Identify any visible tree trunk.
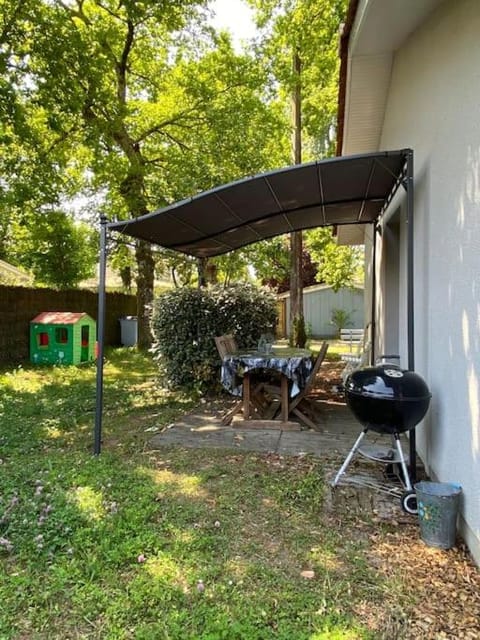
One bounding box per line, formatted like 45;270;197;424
197;257;207;288
289;50;306;348
119;169;154;350
290;231;306;347
171;267;178;288
135;239;155;349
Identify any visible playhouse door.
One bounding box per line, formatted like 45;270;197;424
81;325;90;362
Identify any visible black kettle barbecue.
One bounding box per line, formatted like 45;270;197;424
332;362;431;513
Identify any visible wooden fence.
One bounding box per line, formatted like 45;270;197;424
0;286;136;363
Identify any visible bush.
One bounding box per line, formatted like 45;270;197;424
150;284;278;390
330;308;354;337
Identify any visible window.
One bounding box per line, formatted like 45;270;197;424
38;332;49;347
55;327;68;344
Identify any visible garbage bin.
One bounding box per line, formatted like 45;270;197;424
119;316;138;347
415;481;462;549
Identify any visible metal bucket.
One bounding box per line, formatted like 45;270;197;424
415;481;462;549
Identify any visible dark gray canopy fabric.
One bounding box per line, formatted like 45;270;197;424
108;149;410;257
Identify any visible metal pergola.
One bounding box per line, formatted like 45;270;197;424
94;149;416;475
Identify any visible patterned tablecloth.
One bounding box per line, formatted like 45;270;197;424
221;347;313;398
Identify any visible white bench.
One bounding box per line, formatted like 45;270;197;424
340;328;364;351
339;327;371;383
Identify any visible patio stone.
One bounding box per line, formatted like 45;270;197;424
150;425;282;454
149;401;362;458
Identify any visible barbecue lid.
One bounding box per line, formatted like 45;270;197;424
345;364;431;401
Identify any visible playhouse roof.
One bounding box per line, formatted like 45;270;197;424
31;312;91;325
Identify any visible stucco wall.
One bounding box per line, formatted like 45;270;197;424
378;0;480;560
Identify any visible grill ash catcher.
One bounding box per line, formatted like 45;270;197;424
332;361;431;514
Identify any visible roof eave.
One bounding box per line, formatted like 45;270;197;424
336;0;361;157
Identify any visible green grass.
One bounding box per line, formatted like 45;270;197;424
275;338;358;360
0;349;408;639
309;339;360;360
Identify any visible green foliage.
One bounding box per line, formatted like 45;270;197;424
290;315;307;348
317;243;363;292
330;308;354;336
156;249;198;288
247;237;291;284
9;211;97;289
0;0;351;348
0;0;290;342
150;284;278;389
249;0;347;158
305;228;364;291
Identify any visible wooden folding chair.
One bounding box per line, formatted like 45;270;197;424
215;334;267;424
287;341;329;429
264;342;329;430
214;335;237;360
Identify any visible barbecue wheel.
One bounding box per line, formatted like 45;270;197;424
401;490;418;515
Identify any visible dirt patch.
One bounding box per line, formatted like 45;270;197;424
310;360;346;403
365;528;480;638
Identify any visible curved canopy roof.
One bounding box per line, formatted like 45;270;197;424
108;149;409;258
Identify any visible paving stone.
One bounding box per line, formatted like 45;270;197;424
277;431;352;456
149;425;283;454
239;420;301;431
149;401;411;467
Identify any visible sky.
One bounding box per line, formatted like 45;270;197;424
209;0;256;51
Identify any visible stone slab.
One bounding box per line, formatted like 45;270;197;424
276;431;355;456
148;400;384;459
150;425;282;454
239;420;301;431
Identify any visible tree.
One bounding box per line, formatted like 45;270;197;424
246;227;363;294
305;227;364;291
289;49;305;347
109;240;136;292
248;0;347;345
249;0;346;152
0;0;288;348
0;1;89;268
247;236;318;292
30;0;213;347
263;250;318;292
10;210;97;288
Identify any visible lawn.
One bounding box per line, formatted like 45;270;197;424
0;349;479;639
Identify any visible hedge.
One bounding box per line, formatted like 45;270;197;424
151;284;277;390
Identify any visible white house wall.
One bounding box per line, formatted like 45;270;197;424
377;0;480;561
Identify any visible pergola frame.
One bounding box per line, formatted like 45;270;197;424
94;149;416;478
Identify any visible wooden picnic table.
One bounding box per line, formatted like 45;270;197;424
221;347;313;422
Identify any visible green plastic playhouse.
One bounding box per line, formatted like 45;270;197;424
30;312;96;365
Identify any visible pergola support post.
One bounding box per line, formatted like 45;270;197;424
94;215;108;455
405;149;416;481
370;222;377;365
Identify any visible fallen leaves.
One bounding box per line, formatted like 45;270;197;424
300;569;315;579
364;527;480;638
